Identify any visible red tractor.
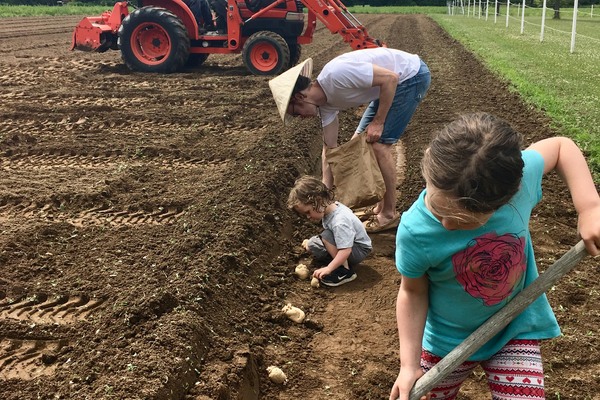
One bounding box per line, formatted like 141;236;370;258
71;0;384;75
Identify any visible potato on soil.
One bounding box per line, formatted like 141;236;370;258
267;365;287;384
281;303;305;323
294;263;310;279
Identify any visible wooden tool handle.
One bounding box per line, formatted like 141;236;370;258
408;240;589;400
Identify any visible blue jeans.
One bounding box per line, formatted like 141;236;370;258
356;59;431;144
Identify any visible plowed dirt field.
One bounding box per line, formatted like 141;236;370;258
0;12;598;400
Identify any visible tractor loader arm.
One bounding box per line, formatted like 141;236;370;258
299;0;384;49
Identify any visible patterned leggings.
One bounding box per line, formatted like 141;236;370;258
421;339;545;400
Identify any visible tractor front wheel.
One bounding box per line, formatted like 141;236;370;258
118;7;190;73
242;31;290;76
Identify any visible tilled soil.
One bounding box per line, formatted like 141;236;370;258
0;12;598;400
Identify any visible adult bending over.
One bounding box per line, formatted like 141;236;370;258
269;47;431;233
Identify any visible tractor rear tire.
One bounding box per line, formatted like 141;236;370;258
287;42;302;68
242;31;290;76
118;7;190;73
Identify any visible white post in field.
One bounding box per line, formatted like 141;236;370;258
506;0;510;27
479;0;482;18
486;0;490;20
570;0;579;53
520;0;526;33
494;0;498;23
540;0;547;41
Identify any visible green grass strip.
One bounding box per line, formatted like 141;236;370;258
430;12;600;175
0;4;109;17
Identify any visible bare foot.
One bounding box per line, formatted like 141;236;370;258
363;213;400;233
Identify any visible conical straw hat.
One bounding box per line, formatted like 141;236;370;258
268;58;313;125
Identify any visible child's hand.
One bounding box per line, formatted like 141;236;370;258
389;367;429;400
578;204;600;256
313;265;336;279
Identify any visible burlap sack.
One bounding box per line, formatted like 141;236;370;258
325;135;385;209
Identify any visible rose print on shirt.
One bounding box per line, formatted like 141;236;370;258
453;232;526;306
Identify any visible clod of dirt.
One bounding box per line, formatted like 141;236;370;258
294;263;310;280
41;353;57;365
281;303;305;323
310;277;320;288
266;365;287;384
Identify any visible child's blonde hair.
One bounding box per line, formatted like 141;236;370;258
287;175;335;212
421;113;524;213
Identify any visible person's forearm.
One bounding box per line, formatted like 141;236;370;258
321;118;339;188
370;64;399;125
555;138;600;213
397;287;427;369
321;146;334;188
322;118;339;148
373;76;398;126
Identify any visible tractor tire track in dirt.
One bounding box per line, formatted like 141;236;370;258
0;13;598;400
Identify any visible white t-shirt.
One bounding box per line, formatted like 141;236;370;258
316;47;421;127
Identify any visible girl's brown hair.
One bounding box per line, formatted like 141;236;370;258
421;113;524;213
287;175;335;212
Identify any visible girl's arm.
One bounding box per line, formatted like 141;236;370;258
528;137;600;255
389;274;430;400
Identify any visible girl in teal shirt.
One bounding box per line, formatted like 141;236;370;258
390;113;600;400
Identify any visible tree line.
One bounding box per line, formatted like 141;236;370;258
3;0;597;9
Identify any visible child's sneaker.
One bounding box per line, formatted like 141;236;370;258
320;266;357;287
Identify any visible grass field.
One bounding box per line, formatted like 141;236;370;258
429;7;600;174
348;5;448;15
2;4;598;174
0;4;108;17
